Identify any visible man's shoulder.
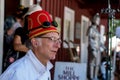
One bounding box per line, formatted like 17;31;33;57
5;57;30;72
0;58;28;80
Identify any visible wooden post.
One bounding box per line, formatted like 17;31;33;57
0;0;4;74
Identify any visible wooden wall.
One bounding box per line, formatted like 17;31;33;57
5;0;20;17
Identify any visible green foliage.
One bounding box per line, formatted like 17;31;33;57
109;19;120;37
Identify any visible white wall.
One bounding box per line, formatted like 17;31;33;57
80;15;90;63
0;0;4;74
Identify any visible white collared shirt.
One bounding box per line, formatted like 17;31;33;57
0;50;53;80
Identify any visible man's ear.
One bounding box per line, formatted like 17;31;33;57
31;38;38;47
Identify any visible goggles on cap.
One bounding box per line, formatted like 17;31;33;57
29;21;58;32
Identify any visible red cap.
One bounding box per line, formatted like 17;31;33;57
28;10;59;39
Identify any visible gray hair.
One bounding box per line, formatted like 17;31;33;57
25;39;32;49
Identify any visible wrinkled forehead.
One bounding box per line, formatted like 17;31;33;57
42;32;60;37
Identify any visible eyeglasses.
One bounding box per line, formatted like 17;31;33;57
29;21;58;32
38;36;62;44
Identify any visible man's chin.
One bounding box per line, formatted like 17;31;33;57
50;56;56;60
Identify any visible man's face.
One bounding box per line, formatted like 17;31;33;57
35;32;61;61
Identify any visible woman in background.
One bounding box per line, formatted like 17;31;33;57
3;16;16;72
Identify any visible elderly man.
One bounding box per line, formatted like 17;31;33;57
0;10;61;80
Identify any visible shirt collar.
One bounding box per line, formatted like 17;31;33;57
26;50;53;74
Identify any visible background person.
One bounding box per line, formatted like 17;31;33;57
13;5;29;59
13;4;42;59
2;16;16;72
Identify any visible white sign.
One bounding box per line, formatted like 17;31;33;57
54;62;87;80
